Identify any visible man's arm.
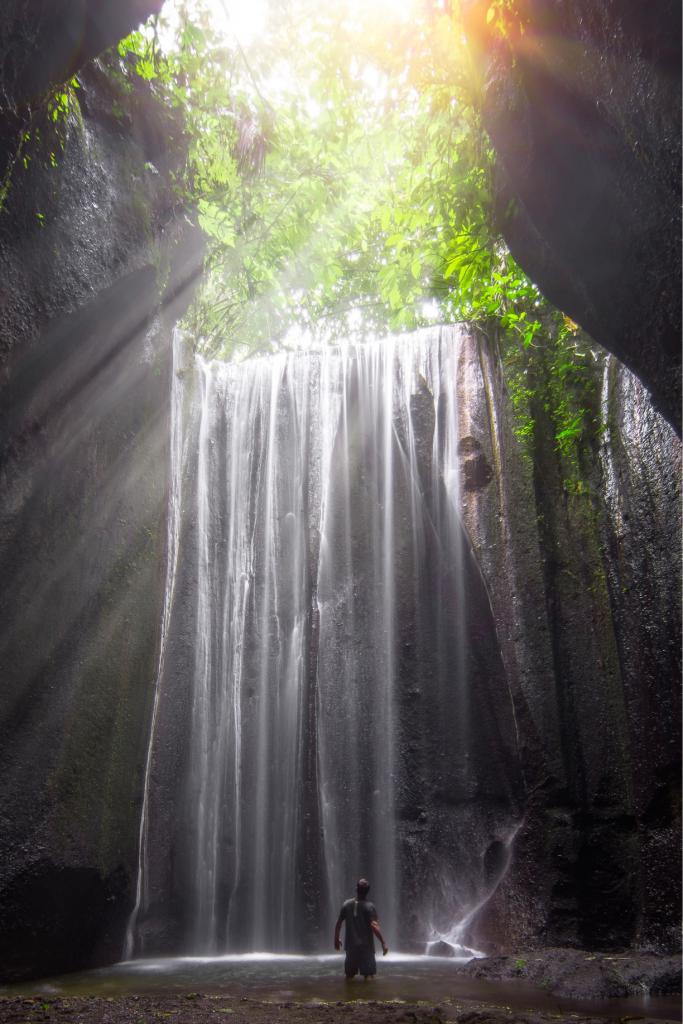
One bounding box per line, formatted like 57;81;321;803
334;914;343;951
370;918;388;956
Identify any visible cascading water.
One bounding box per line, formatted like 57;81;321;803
128;325;523;959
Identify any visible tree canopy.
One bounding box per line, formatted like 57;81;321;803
110;0;599;463
115;0;551;354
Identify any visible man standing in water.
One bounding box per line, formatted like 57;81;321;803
334;878;389;979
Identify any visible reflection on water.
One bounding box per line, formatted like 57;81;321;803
2;955;680;1021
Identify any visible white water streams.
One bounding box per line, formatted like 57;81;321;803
129;325;518;957
124;328;187;959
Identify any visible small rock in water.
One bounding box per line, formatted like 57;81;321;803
427;941;455;958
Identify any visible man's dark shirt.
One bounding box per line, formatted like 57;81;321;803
338;897;378;950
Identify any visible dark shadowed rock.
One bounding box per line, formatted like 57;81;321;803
457;436;483;456
454;330;680;955
0;42;199;982
462;452;493;492
462;0;681;434
0;1;163;118
0;860;130;982
427;941;457;958
458;947;682;1000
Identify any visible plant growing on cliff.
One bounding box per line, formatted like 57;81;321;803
0;77;82;217
498;311;605;472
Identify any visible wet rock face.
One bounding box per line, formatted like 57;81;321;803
0;861;130;982
459;947;682;1000
462;0;681;434
0;1;163;170
0;57;188;981
454;331;681;955
457;437;494;492
597;360;682;950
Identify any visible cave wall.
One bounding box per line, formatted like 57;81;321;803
462;0;681;435
0;47;200;981
450;329;681;953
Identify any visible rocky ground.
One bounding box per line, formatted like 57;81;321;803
0;995;675;1024
454;949;682;1000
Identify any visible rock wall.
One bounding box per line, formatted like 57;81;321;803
0;0;162;176
0;55;199;981
452;329;681;953
462;0;681;434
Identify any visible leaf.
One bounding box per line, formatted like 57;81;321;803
136;58;157;81
379;206;392;231
458;260;477;291
389;284;403;308
557;411;585;436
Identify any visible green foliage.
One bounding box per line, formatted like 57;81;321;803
1;0;595;469
498;312;604;468
113;0;552;360
0;0;599;485
0;77;81;216
485;0;529;41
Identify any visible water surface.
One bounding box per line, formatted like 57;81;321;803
3;954;680;1021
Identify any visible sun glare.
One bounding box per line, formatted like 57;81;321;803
197;0;422;46
202;0;268;45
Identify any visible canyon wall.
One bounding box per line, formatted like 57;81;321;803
0;50;198;979
455;329;681;953
462;0;682;434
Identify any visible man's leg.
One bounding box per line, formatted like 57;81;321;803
359;946;377;980
344;949;359;979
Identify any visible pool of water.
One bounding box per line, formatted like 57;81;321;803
2;955;680;1021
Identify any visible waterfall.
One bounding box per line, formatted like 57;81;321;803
129;325;522;958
